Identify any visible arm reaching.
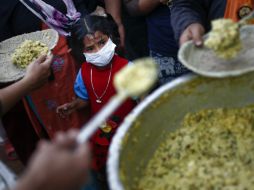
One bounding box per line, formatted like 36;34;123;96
14;129;90;190
0;54;53;116
56;98;88;118
104;0;125;48
179;23;205;46
171;0;208;45
123;0;160;16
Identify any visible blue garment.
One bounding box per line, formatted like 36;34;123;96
150;50;190;85
74;70;89;100
147;5;178;57
171;0;226;41
147;5;190;84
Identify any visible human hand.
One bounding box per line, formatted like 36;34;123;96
23;54;53;91
16;129;90;190
56;102;76;118
180;23;205;47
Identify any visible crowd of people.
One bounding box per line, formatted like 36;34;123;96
0;0;253;189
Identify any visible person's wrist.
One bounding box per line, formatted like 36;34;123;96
14;172;44;190
20;76;34;92
114;20;123;27
117;22;123;26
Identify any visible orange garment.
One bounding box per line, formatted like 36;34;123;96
23;25;89;138
224;0;254;21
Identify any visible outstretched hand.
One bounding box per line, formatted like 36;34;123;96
56;102;77;118
180;23;205;47
23;54;53;91
15;129;90;190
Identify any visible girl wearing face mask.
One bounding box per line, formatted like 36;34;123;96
56;14;137;188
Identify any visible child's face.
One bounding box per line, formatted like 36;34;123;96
83;31;109;53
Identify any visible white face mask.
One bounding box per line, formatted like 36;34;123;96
83;38;116;67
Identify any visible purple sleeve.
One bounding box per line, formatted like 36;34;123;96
171;0;209;42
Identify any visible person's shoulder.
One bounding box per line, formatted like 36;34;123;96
80;61;91;72
81;61;89;66
114;55;129;64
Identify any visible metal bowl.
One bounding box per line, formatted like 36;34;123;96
107;72;254;190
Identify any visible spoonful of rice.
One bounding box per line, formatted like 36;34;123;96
205;10;254;60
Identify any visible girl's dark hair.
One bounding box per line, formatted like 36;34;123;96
67;14;120;64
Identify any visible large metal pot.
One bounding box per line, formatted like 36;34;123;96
107;73;254;190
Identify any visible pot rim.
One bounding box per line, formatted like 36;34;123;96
107;73;197;190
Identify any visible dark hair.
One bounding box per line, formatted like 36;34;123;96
67;14;120;64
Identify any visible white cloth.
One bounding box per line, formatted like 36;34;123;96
0;161;16;190
83;38;116;67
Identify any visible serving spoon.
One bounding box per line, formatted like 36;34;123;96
77;58;158;144
238;10;254;27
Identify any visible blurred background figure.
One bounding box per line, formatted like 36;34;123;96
0;55;95;190
13;129;90;190
124;0;190;85
104;0;149;61
0;0;94;164
1;129;90;190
